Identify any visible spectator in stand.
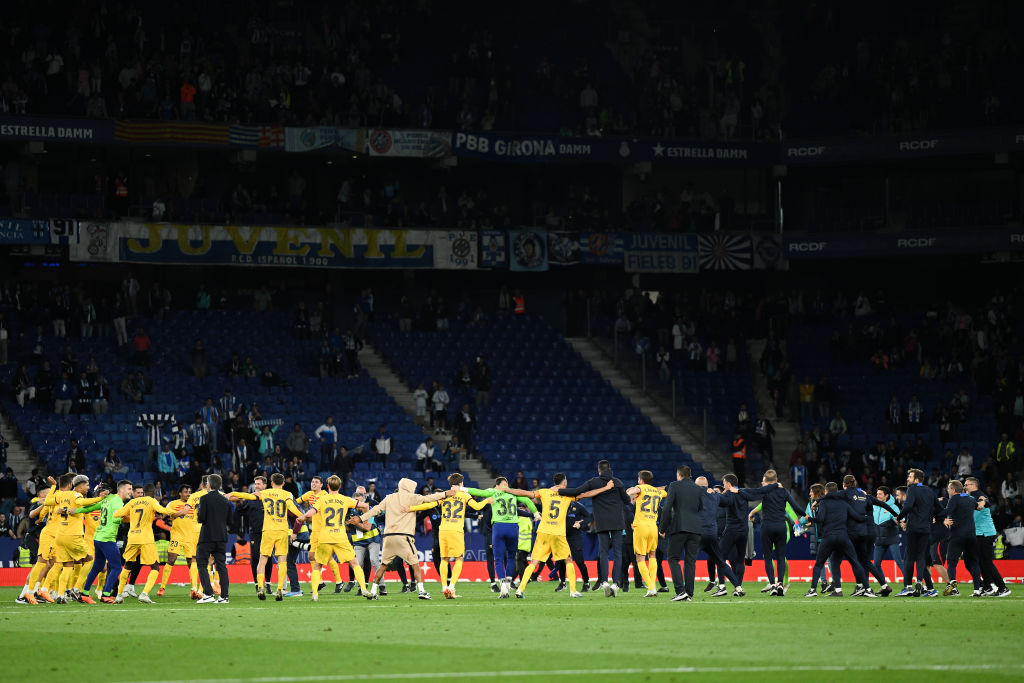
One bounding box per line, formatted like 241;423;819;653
432;383;450;435
906;395;922;434
104;448;127;474
200;399;220;455
188;415;211;466
475;365;492;409
286;424;309;462
886;396;902;437
225;353;244;378
370;424;393;466
66;439;86;474
955;448;974;479
191;340;207;378
412;383;429;426
13;364;35;407
294;303;310;340
454;404;476;455
1002;473;1019;502
799;377;815;420
315;417;338;470
816;377;832;420
736;403;750;433
54;372;75;414
995;434;1016;480
656;346;671;382
829;411;848;438
443;435;466;472
705;341;720;372
416;437;435;475
157;441;177;486
133;328;152;367
334;446;353;495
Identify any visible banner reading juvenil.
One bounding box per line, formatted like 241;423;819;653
71;223;436;269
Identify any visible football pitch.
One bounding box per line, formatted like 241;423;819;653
2;582;1021;682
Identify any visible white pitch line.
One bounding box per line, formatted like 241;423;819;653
115;663;1024;683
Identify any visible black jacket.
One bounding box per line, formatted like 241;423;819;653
565;500;590;537
943;494;976;538
835;487;899;537
757;484;803;527
198;490;231;544
809;496;865;538
659;478;704;535
699;490;719;536
559;470;631;532
897;484;938;533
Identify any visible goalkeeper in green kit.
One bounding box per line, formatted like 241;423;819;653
78;480;133;603
463;478;538;598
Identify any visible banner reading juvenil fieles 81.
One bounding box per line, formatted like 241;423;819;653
69;223;437;269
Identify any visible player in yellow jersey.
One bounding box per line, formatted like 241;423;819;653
626;470;668;597
297;476;343;593
504;474;611;599
43;473;105;604
20;477;58;604
408;473;492;599
113;483;187;603
228;472;302;601
157;484;197;597
76;485;103;598
298;475;369;601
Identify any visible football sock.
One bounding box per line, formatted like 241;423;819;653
159;564;173;590
58;566;74;595
440;559;449;588
74;565;89;592
450;558;464;586
143;568;159;595
96;571;107;593
636;559;652;590
566;561;577;591
277;562;287;591
416;581;425;593
648;557;658;587
26;563;45;593
117;569;130;596
328;559;341;583
189;563;199;591
311;568;322;597
519;564;536;593
44;564;63;592
352;565;367;594
70;564;82;590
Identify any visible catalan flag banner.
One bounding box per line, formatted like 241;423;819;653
114;121;230;146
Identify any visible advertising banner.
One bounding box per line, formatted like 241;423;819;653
623;233;698;273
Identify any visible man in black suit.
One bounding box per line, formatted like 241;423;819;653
658;465;703;602
558;459;631;596
196;474;231;604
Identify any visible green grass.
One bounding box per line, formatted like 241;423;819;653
2;581;1022;682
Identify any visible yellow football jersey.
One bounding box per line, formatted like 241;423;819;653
116;496;172;545
48;490;100;539
167;500;191;537
298;490;326;532
536;488;574;536
412;492;486;532
259;488;302;532
312;492;358;543
634;484;667;526
84;509;100;538
186;490;206;536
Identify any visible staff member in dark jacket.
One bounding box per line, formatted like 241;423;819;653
558;459;631;596
941;480;983;596
658;466;704;601
804;483;873;597
826;475;900;597
896;468;941;597
236;475;273;588
695;476;741;597
196;474;231;603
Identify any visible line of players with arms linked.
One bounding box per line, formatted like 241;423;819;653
11;460;1012;604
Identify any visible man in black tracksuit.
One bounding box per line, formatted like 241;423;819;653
713;473;775;591
805;483;872;597
964;477;1009;596
755;469;804;596
696;476;740;596
560;499;591;591
896;468;942;597
941;480;983;596
827;474;900;596
558;460;631;595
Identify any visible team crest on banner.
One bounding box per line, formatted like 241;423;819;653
548;231;580;265
580;232;624;264
509;230;548;272
433;231;478;269
480;231;507;268
698;234;753;271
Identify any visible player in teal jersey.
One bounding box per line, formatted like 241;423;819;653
78;480;132;602
464;478;538;598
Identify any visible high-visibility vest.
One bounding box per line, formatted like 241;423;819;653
513;296;526;314
234;540;251;564
996;442;1015;462
18;546;31;567
994;535;1005;559
156;539;169;563
115;179;128;197
732;438;746;459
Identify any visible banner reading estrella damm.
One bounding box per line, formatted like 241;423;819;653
70;223;436;269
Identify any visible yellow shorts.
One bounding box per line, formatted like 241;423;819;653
633;525;658;555
168;536;196;558
123;543;159;566
260;531;289;559
55;536;89;563
315;541;354;566
38;527;57;561
438;530;465;559
531;532;570;562
309;530;320;554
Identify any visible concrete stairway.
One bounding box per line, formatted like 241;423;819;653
1;410;41;481
359;342;494;485
566;338;730;477
746;339;802;477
